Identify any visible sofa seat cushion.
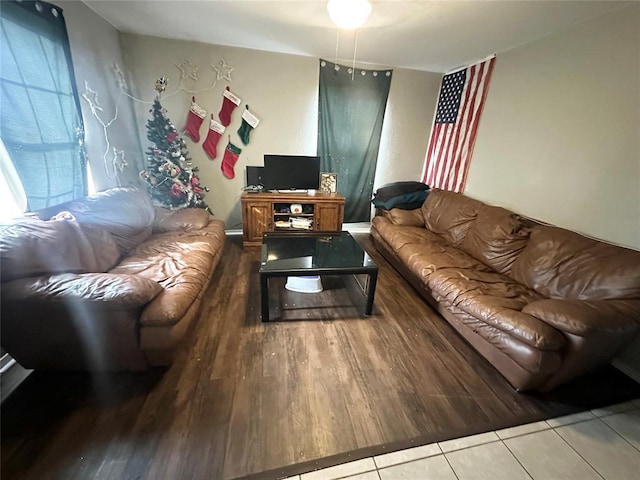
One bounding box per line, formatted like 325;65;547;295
110;220;225;327
428;268;565;350
373;216;447;252
511;225;640;300
1;217;121;281
398;245;492;285
441;303;563;375
523;298;640;336
373;217;490;282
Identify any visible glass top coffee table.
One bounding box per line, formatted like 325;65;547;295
259;231;378;322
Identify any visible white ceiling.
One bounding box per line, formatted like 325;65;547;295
82;0;629;73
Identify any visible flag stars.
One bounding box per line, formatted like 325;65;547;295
435;70;466;124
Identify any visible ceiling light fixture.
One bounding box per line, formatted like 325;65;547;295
327;0;372;29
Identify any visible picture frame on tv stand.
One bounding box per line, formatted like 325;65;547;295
319;172;337;193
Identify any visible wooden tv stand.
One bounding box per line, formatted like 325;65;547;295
241;191;345;247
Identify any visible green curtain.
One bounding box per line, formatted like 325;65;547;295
0;0;86;211
318;59;392;223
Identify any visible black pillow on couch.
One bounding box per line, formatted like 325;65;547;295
372;181;430;210
373;181;430;202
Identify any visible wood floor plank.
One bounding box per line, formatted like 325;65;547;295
2;233;639;480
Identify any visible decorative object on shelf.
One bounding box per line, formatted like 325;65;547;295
183;96;207;142
202;114;226;160
290;203;303;214
237;105;260;145
221;138;242;179
289;217;313;230
218;86;241;127
319;172;338;193
139;98;211;213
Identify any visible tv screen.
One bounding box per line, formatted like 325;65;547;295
263;155;320;191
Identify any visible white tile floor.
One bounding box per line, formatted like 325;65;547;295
283;398;640;480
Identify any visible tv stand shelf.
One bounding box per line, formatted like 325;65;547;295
241;192;345;247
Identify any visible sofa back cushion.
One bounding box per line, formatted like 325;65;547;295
0;218;120;282
38;187;155;253
461;205;532;275
421;189;483;246
511;226;640;300
152;207;210;233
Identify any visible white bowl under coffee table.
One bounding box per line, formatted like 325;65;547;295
259;231;378;322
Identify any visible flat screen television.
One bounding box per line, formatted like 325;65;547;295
263;154;320;191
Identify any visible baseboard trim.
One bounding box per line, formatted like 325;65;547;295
612;359;640;384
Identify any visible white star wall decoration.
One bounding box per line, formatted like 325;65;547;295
212;58;233;82
176;59;199;81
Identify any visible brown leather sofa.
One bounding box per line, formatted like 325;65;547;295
0;187;225;371
371;189;640;391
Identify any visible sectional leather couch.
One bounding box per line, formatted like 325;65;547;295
0;187;225;371
371;189;640;391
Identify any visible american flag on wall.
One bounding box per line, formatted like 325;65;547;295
422;56;496;192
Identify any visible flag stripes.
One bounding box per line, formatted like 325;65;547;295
422;57;495;192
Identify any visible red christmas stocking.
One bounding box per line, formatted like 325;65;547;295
202;115;225;160
221;140;242;179
218;86;241;127
183;96;206;142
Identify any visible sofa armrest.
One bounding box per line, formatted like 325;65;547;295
0;273;160;371
153;207;210;233
522;299;640;337
381;208;425;227
2;272;162;308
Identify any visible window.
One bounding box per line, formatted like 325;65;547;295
0;0;86;212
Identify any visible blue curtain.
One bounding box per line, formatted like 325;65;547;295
0;0;86;211
318;59;392;222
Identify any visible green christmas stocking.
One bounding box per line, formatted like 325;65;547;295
237;105;260;145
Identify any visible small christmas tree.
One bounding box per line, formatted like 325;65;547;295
139;98;211;213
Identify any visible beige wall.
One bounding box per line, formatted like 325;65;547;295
376;68;441;186
465;4;640;376
119;33;439;228
58;1;142;190
465;3;640;250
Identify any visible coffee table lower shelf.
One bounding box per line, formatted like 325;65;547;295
258;231;378;322
259;270;377;322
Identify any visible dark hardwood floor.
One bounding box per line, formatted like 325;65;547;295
2;234;639;480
